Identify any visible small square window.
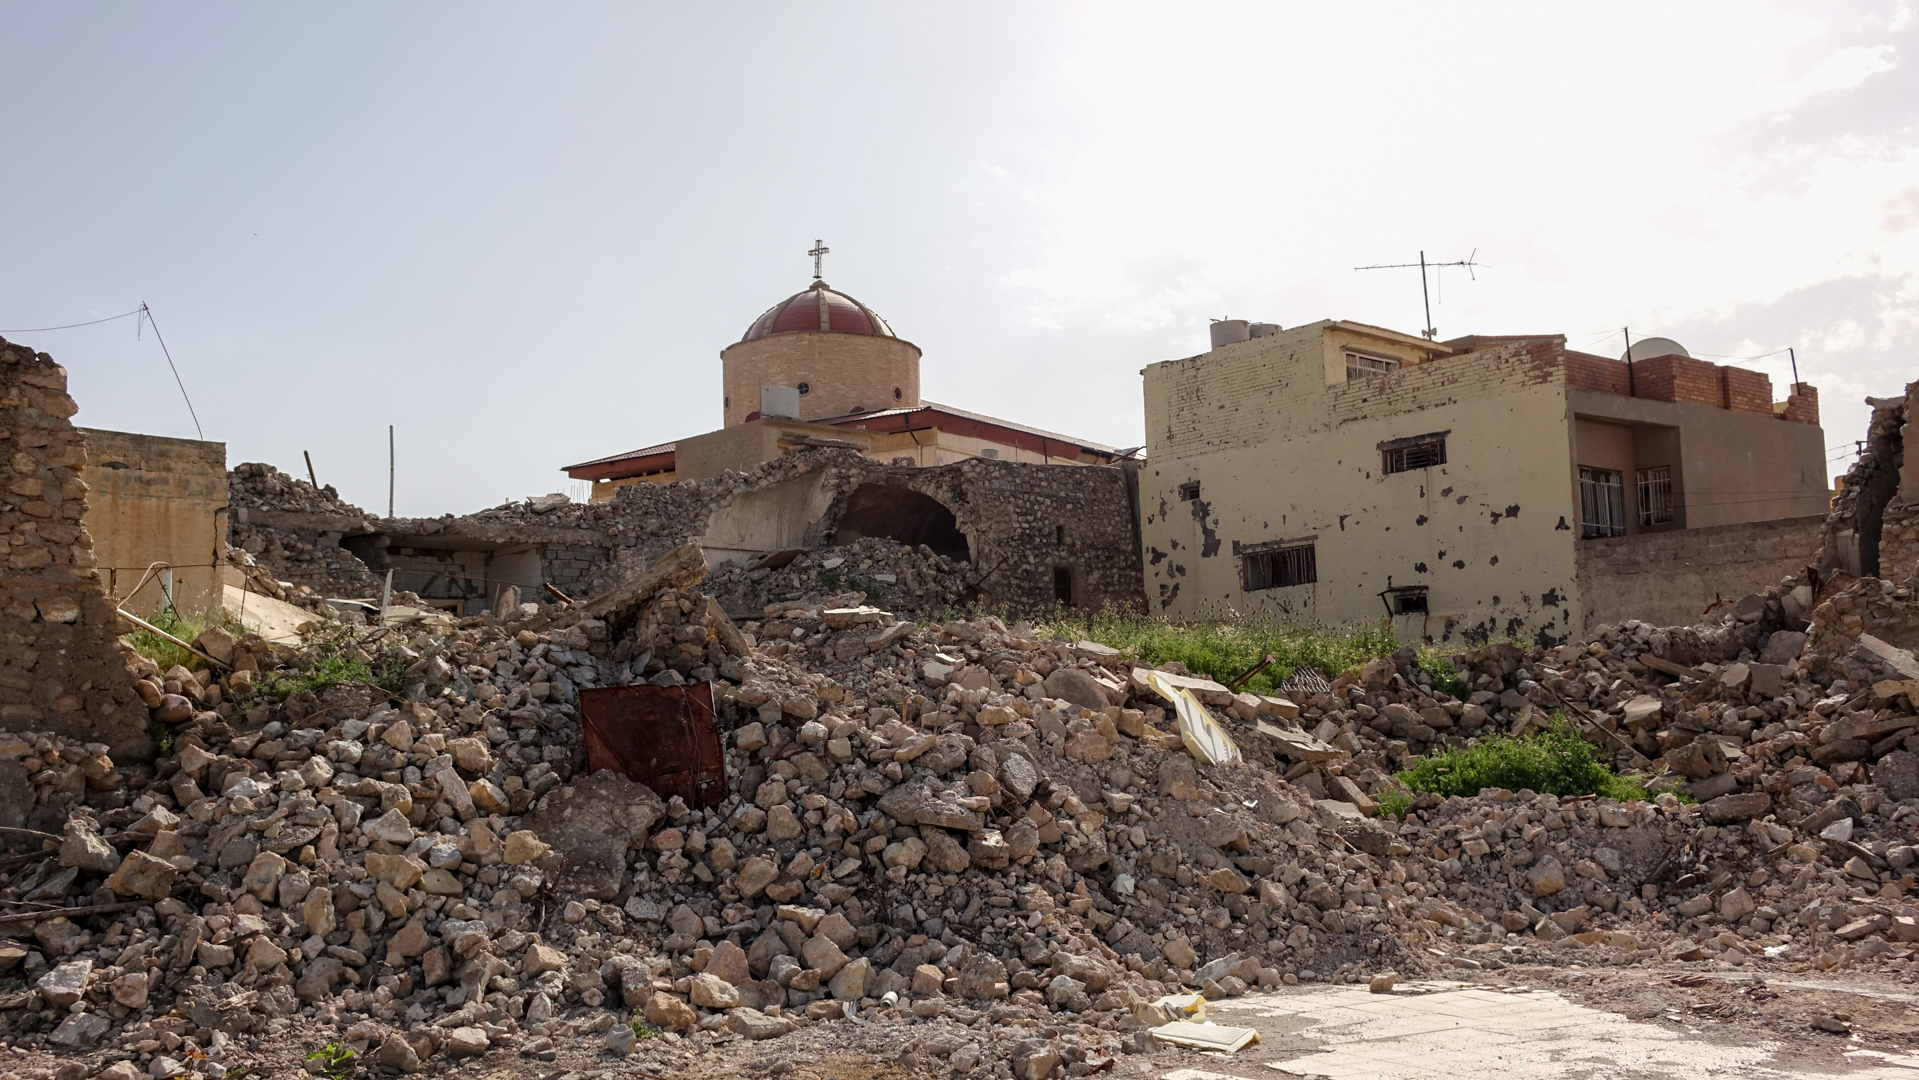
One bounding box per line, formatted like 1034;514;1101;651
1178;481;1202;501
1382;585;1428;615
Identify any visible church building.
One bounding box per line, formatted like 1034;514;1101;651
564;244;1131;501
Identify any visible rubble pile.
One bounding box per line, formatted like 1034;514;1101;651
703;536;976;620
226;464;382;601
0;536;1916;1077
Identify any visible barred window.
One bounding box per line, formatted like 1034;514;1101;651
1345;351;1400;380
1244;543;1317;591
1381;433;1447;474
1637;466;1674;526
1178;480;1201;501
1382;585;1428;615
1579;467;1626;538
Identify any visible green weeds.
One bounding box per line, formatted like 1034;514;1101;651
1391;721;1651;803
1034;604;1455;695
120;606;241;672
305;1042;356;1080
629;1015;660;1040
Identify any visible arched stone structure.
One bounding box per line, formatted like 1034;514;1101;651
830;483;970;561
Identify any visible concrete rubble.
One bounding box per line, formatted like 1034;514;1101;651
0;358;1914;1079
0;523;1910;1079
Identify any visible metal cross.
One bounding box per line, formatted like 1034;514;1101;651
809;239;829;281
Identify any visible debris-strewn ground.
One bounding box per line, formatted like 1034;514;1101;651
3;493;1918;1079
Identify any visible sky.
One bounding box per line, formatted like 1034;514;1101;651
1;2;1914;517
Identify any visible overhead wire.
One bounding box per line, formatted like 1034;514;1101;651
0;309;143;334
136;303;203;441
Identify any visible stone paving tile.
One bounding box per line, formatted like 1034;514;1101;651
1192;985;1918;1080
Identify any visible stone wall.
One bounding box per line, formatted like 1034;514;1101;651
1575;514;1825;631
370;449;1145;615
1821;383;1916;580
0;337;151;759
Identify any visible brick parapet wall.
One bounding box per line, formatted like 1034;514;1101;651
1564;351;1813;424
0;337;150;758
1784;383;1819;426
1575;514;1824;629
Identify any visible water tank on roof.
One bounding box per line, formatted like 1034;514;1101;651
1249;322;1281;338
1622;336;1689;363
1210;319;1251;349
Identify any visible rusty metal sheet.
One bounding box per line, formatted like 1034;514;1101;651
577;683;725;808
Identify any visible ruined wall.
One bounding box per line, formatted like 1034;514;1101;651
0;338;150;759
79;428;227;617
1821;384;1917;580
1142;329;1581;645
1574;515;1824;630
372;449;1144;614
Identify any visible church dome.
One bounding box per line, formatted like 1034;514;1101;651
742;281;897;342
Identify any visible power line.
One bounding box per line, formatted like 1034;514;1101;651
137;303;203;441
0;309;143;334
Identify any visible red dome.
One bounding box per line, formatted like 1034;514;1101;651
742;281;897;342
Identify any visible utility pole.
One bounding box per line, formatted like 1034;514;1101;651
388;425;395;518
1623;327;1635;397
1355;249;1482;340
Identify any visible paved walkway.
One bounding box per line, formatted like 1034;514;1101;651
1149;982;1919;1079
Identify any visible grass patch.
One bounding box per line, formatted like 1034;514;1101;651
250;630;411;701
1035;604;1456;696
629;1015;661;1040
1393;721;1651;802
305;1042;356;1080
120;606;241;672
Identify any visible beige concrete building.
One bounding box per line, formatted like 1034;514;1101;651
1139;321;1827;645
78;428;228;617
567;264;1130;498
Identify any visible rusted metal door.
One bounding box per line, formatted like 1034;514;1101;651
577;683;725;808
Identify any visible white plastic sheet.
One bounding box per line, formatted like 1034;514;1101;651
1144;670;1242;765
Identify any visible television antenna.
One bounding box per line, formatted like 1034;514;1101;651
1354;249;1483;340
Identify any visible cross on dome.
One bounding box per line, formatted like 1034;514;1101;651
809;239;829;281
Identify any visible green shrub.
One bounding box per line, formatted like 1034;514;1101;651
1393;721;1651;802
120;606;241;672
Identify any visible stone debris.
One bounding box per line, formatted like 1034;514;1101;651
2;436;1919;1079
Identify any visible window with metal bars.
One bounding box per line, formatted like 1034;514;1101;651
1244;543;1317;591
1637;466;1673;526
1579;467;1626;538
1381;434;1447;475
1345;351;1400;380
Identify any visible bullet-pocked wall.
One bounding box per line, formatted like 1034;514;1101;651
1140;323;1584;647
0;337;152;759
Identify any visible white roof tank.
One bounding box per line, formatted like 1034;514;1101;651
1622;337;1689;363
1210;320;1251;350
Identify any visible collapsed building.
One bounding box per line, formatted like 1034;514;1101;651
1140;321;1829;645
238;449;1144;620
2;332;1919;1079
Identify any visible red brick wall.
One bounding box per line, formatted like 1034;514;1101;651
1783;383;1819;426
1721;366;1773;416
1562;351;1632;394
1632;353;1728;407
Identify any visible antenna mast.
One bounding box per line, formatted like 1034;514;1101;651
1354;249;1483;340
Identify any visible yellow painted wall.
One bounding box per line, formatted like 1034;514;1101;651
79;428;228;617
1140;327;1583;646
